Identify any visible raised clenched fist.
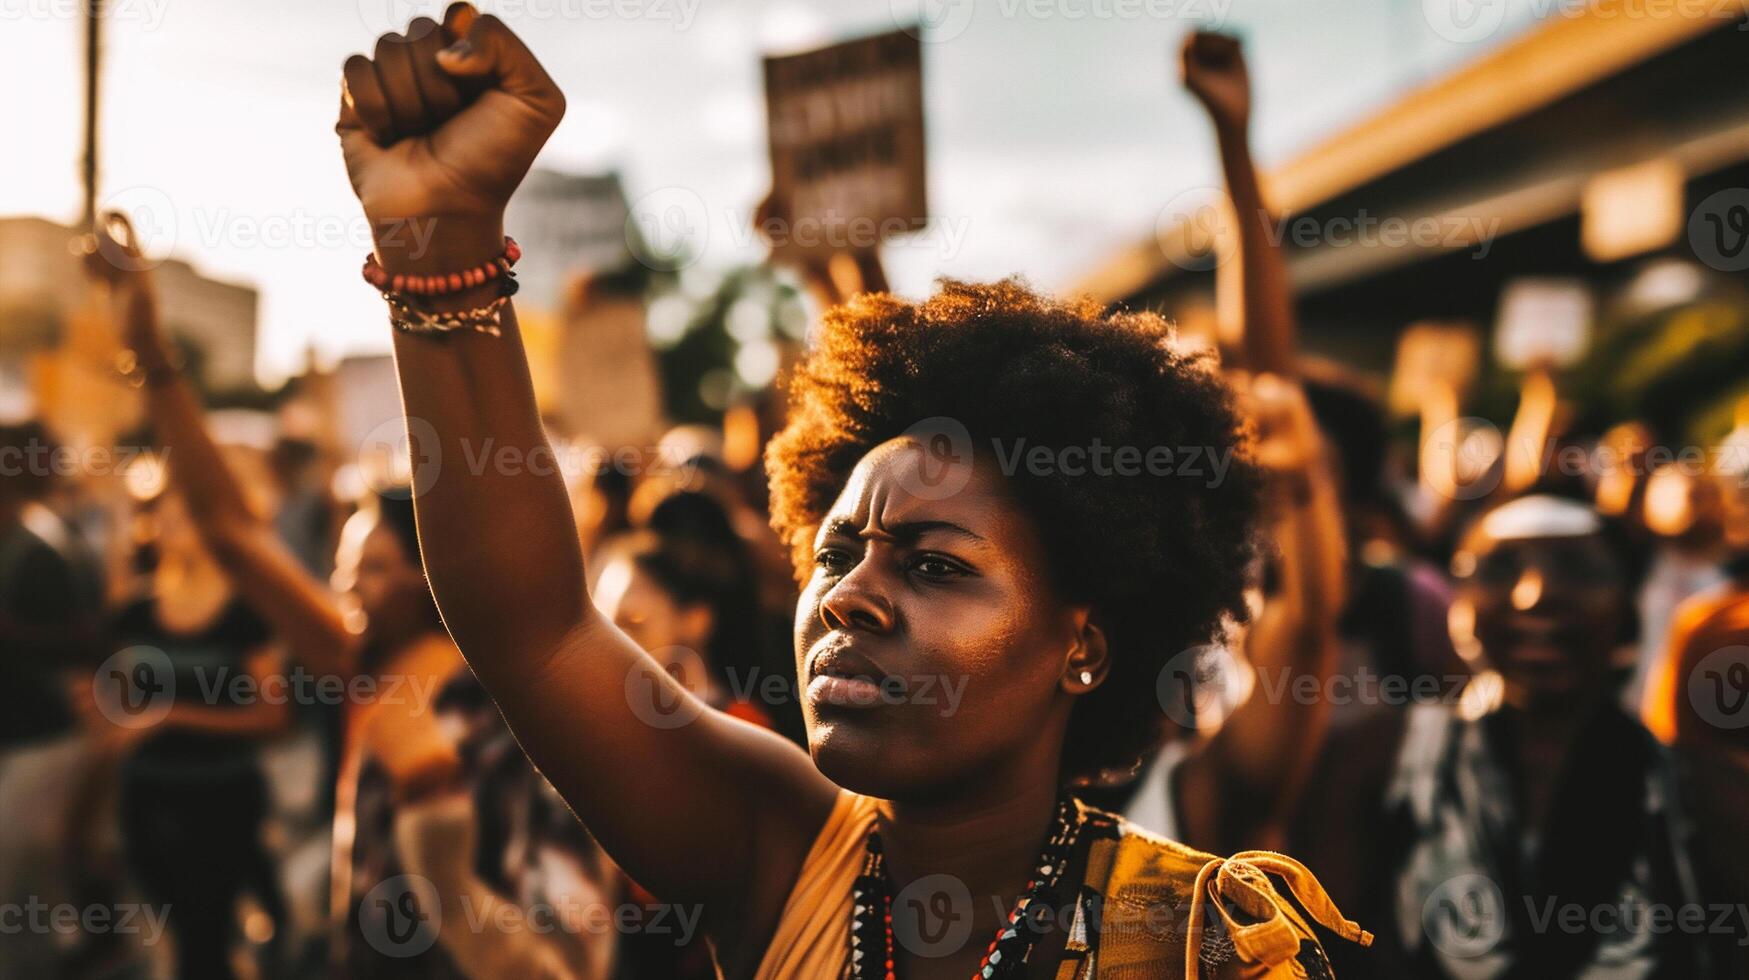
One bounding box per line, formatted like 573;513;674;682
337;2;564;280
1179;31;1250;135
81;212;162;356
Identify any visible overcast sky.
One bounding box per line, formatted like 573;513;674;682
3;0;1540;384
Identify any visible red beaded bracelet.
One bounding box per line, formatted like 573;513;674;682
361;236;522;296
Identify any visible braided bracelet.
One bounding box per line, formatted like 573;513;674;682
366;236;522;336
113;348;185;388
362;236;521;296
385;288;515;337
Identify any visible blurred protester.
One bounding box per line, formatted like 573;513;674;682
1641;421;1749;977
1111;32;1348;857
1120;371;1348;856
1629;461;1728;710
636;435;808;743
81;488;290;980
0;421;103;745
1302;365;1467;714
85;215;610;980
1177;30;1464;732
567;450;634;567
596;489;771;727
1643;419;1749;749
269;434;338;579
329;11;1371;977
1292;494;1732;978
594;491;769;980
1593;421;1656;529
0;420;109;980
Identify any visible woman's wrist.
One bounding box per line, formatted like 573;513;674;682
1213;117;1252;157
372;215;506;312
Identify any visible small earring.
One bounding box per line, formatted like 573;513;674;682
1078;669;1093;686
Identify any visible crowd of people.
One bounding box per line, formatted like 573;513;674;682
3;6;1748;979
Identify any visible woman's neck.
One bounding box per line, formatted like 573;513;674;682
874;746;1067;927
153;550;233;617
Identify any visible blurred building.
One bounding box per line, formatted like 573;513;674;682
504;169;643;313
1078;7;1749;392
1;215;259;391
502;170;665;447
0;215;260;444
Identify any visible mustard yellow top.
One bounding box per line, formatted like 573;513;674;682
754;791;1370;980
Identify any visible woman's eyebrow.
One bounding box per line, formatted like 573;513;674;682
822;518;985;543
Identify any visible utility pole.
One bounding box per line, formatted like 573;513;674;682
82;0;103;229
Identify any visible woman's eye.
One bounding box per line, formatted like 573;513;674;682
814;547;853;572
911;555;967;579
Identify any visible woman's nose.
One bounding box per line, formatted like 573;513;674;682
820;565;896;634
1510;566;1545;611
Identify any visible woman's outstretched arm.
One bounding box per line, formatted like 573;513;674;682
85;218;354;678
336;3;835;944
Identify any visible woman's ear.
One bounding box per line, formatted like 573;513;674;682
1064;610;1109;693
678;603;715;653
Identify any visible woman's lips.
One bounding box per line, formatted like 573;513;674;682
806;672;888;708
805;633;894;710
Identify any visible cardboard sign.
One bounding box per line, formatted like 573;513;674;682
763;28;927;257
1389;321;1481;418
1581;158;1684;263
1494;278;1593;371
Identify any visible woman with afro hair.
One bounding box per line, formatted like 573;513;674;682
333;6;1368;977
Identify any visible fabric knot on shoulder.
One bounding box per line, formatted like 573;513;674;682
1185;851;1372;978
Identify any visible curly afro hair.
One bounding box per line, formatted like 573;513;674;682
765;279;1262;782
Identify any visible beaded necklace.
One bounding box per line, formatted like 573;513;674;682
849;797;1085;980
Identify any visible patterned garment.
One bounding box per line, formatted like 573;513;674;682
754;791;1369;978
1386;703;1707;980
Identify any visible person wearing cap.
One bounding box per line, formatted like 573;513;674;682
1293;494;1729;978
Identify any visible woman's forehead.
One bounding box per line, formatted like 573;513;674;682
821;436;1012;537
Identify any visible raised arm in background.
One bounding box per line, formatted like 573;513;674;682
1174;373;1346;853
334;5;835;964
83;217;353;678
754;188;891;309
1169;33;1344;853
1181;31;1298;377
395;792;603;980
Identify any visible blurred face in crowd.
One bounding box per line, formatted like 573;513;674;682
594;550;713;678
332;509;429;639
1642;463;1724;545
151;493;209;564
794;437;1086;799
1450;498;1628;707
1721;475;1749;552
